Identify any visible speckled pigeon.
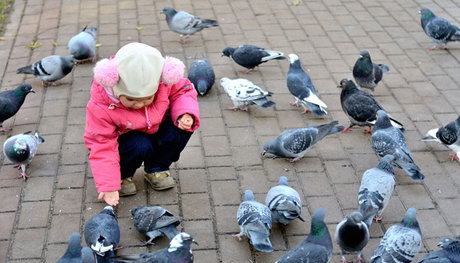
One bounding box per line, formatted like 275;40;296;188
187;58;215;96
57;232;83;263
417;237;460;263
16;55;76;87
161;7;218;44
68;26;97;63
287;53;327;116
233;189;273;253
265;176;304;225
338;79;404;133
352;50;389;92
3;131;44;180
419;8;460;50
131;206;181;245
276;208;333;263
335;211;369;263
222;45;285;73
263;120;344;162
371;208;422;263
0;83;35;132
220;77;275;111
358;154;396;228
372;110;424;180
422;116;460;162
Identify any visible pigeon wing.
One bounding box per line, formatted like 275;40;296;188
280;128;316;156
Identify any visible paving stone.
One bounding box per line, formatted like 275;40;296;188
53;188;83;214
211;180;240;205
48;214;80;243
11;228;46;259
181;193;211;220
0;187;21;212
17;201;50;228
183;220;216;249
23;177;54;201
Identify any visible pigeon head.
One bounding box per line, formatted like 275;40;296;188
375;110;392;129
160;7;177;17
337;79;358;91
243;189;255;201
15;84;35;97
288;54;299;64
377;154;395;173
4;137;29;163
359;50;370;58
309;208;328;239
85;26;98;37
168;232;198;252
278;176;288;186
401;208;420;230
66;232;83;257
437;237;455;248
419;8;434;19
262;139;280;157
130;206;146;217
348;211;364;224
102;206;115;216
222;47;235;57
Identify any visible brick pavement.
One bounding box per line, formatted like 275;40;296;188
0;0;459;262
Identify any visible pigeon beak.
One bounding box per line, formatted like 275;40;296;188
192;239;199;246
261;151;267;159
30;88;36;93
418;10;421;14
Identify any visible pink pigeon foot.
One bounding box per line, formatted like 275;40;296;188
241;69;252;74
364;127;373;134
232;233;243;241
439;46;448;50
450;153;459;162
342;127;351;133
356;256;364;263
0;127;11;133
341;257;351;263
287;157;300;163
180;35;189;44
19;171;29;180
13;164;21;169
374;216;383;221
290;101;299;107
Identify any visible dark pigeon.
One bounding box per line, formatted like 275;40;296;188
371;208;422;263
338;79;404;133
81;247;96;263
222;45;285;73
265;176;304;225
372;110;425;180
17;55;76;87
131;206;181;245
263;120;344;162
287;54;328;116
352;50;389;92
187;58;215;96
417;237;460;263
3;131;45;180
335;211;369;263
419;8;460;50
233;189;273;253
161;7;219;44
421;116;460;162
68;26;97;63
56;232;83;263
0;83;35;132
220;77;275;111
276;208;333;263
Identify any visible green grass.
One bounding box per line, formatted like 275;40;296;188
0;0;14;36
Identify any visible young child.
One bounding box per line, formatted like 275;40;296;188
84;42;200;206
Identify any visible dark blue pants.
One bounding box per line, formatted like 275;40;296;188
117;118;192;179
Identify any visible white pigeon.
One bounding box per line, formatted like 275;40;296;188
220;77;275;111
422;116;460;162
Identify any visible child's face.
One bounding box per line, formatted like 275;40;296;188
119;95;154;110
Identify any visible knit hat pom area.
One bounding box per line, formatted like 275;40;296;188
161;56;185;85
93;58;119;88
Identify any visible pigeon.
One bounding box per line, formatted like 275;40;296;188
233;189;274;253
220;77;275;111
160;7;219;44
419;8;460;50
84;206;120;263
16;55;76;87
187;58;215;96
335;211;369;263
3;131;45;180
81;247;96;263
370;208;422;263
222;45;285;74
372;110;425;180
358;154;396;228
352;50;389;92
338;79;404;133
0;83;35;132
262;120;344;162
56;232;83;263
276;208;333;263
265;176;305;225
287;54;328;116
417;237;460;263
421;116;460;162
131;206;181;245
111;232;197;263
68;26;97;63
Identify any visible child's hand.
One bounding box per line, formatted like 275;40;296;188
98;191;119;206
177;113;194;130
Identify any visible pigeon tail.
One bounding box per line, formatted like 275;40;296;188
452;30;460;41
253;97;276;108
249;231;274;252
306;102;328;116
379;64;390;74
197;79;210;96
200;18;219;28
16;65;34;75
328;125;346;135
389;117;405;132
261;50;285;62
161;224;181;240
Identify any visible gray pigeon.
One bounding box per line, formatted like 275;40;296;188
234;189;274;253
0;83;35;132
287;54;328;116
187;58;215;96
68;26;97;63
352;50;389;92
220;77;275;111
111;232;197;263
339;79;404;133
16;55;76;87
358;154;396;228
3;131;45;180
335;211;369;263
222;45;285;74
131;206;181;245
81;247;96;263
262;120;344;162
84;206;120;263
372;110;425;180
57;232;83;263
417;237;460;263
265;176;305;225
371;208;422;263
421;116;460;162
276;208;333;263
161;7;219;44
419;8;460;50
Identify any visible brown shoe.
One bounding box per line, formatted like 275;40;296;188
119;177;137;196
144;170;175;190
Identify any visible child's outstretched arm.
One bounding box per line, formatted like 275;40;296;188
169;78;200;131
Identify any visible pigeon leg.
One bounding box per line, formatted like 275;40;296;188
41;80;48;87
450;153;460;162
287;157;300;163
374;216;383;221
232;233;243;241
180;35;189;44
227;106;238;111
356;251;364;263
342;126;352;133
19;164;28;180
289;101;299;107
364;126;373;134
301;105;310;114
341;254;351;263
0;127;11;133
241;69;252;74
13;164;21;169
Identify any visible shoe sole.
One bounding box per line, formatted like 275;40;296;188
143;175;175;191
119;191;137;197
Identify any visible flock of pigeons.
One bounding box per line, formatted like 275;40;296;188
0;4;459;263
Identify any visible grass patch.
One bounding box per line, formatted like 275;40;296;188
0;0;14;36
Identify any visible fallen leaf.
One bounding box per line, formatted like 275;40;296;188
51;40;58;46
96;43;102;47
293;0;301;6
136;26;143;31
0;37;5;41
28;40;42;50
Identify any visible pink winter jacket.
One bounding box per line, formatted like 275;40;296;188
84;78;200;193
